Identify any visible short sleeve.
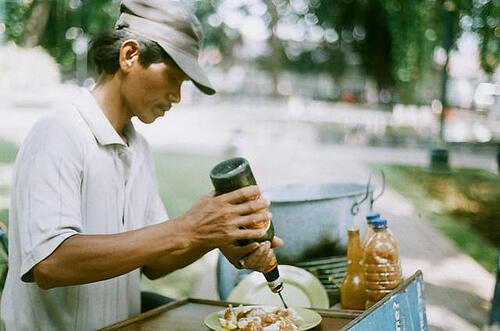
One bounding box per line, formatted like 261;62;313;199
14;116;83;282
147;191;168;226
142;139;168;226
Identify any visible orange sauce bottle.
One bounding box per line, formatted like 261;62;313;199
363;219;402;309
340;229;366;310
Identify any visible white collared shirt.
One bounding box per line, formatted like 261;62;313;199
1;88;168;330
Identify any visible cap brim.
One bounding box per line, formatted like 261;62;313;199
157;42;215;95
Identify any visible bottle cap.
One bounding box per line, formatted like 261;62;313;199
366;213;381;223
210;157;256;194
372;219;387;229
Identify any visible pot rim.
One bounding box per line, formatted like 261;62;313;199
264;182;375;203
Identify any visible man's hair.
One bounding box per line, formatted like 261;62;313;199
89;29;172;75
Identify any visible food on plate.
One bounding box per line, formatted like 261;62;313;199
219;305;303;331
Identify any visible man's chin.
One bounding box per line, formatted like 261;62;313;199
138;115;160;124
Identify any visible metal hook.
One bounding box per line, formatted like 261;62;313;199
350;169;385;215
370;169;385;210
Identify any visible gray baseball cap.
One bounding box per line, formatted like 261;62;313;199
116;0;215;95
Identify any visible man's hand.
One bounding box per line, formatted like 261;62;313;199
175;186;273;249
220;236;284;272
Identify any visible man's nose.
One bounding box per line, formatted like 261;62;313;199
169;91;181;104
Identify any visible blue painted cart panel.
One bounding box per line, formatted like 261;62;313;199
343;270;428;330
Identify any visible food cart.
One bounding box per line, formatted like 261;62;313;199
101;175;428;330
100;270;427;330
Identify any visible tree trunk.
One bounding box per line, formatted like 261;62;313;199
263;0;281;96
438;4;455;145
21;0;51;48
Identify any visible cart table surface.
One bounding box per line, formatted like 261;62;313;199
99;298;360;330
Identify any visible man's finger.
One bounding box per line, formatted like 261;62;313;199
233;242;260;257
231;212;272;229
217;186;261;204
230;198;270;216
245;242;269;268
235;228;268;240
263;246;276;272
271;236;284;248
254;242;272;270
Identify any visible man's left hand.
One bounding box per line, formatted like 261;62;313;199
219;236;284;272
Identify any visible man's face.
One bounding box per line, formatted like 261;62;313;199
121;56;188;124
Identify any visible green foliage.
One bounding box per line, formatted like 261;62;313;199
141;151;222;298
4;0;498;101
0;210;8;227
0;140;18;164
472;0;499;74
153;152;220;218
0;247;7;303
5;0;120;77
194;0;245;70
380;164;499;273
4;1;25;43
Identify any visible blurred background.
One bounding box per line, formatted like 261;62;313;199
0;0;499;330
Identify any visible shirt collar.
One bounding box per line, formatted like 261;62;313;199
72;88;136;147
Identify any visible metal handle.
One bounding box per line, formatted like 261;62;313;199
350;169;386;215
370;169;385;210
328;275;342;289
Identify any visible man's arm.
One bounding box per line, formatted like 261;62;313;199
141;245;211;280
33;218;191;289
142;237;282;280
33;186;271;289
142;237;280;279
142;208;277;279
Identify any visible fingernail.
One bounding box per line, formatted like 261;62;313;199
267;212;273;219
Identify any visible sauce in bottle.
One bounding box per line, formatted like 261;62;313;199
363;219;402;308
340;229;366;310
210;158;285;300
361;213;380;250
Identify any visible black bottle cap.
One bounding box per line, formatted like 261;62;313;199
210;157;256;194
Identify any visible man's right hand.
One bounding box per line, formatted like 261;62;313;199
31;185;271;288
175;185;272;248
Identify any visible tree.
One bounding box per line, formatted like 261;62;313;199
4;0;498;103
5;0;119;78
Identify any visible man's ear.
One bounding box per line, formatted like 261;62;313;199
119;39;141;73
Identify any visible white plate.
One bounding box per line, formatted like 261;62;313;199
204;305;322;331
227;265;329;309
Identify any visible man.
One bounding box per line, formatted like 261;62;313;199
0;1;281;329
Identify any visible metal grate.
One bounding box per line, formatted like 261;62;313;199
295;255;347;305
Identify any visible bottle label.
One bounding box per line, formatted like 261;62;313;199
245;194;271;232
267;276;283;289
264;256;278;273
245;210;271;232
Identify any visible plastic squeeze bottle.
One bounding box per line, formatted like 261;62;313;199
363;219;402;309
361;213;380;250
340;229;366;310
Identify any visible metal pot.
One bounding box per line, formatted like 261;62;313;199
216;171;385;300
266;182;374;265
